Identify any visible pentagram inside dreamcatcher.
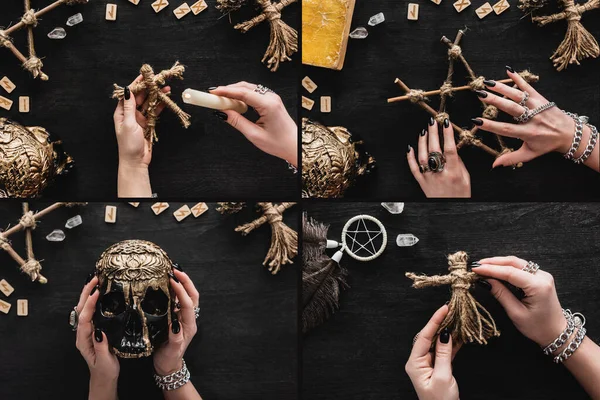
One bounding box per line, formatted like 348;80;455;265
302;214;388;333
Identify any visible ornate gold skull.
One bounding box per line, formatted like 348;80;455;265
93;240;175;358
302;118;375;198
0;118;73;198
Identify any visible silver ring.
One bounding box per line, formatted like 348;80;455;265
412;332;420;346
419;164;431;173
427;151;446;173
254;84;274;95
174;301;181;309
522;261;540;274
69;306;79;331
514;106;531;124
194;306;200;320
514;102;556;124
519;91;530;107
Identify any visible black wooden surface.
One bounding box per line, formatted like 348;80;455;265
302;202;600;400
0;202;298;400
302;2;600;200
0;1;299;199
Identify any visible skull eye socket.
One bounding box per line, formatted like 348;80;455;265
141;288;168;316
101;291;126;316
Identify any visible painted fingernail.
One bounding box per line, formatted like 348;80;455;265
420;128;427;137
213;111;228;121
207;86;217;91
440;328;450;344
429;117;435;126
124;87;130;100
407;145;412;153
483;79;496;87
90;286;97;296
172;319;181;334
475;90;488;98
506;65;515;73
471;261;481;267
173;263;183;272
170;273;180;284
443;118;450;128
85;272;94;284
94;329;103;343
471;118;484;126
477;280;492;291
444;301;450;305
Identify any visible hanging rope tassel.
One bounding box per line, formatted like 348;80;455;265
406;251;500;345
533;0;600;71
234;0;298;72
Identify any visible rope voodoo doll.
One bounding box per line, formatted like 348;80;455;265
0;0;88;80
406;251;500;345
218;202;297;274
112;62;191;143
216;0;298;72
526;0;599;71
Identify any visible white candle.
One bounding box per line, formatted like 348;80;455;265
181;89;248;114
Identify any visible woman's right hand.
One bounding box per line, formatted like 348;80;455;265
75;277;120;400
472;256;566;347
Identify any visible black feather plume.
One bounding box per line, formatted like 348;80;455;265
302;214;348;333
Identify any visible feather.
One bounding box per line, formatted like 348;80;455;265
302;215;348;333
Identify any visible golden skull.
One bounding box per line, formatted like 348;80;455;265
302;118;375;198
0;118;73;198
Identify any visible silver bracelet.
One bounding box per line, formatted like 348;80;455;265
543;309;576;355
286;160;298;174
563;111;584;160
554;326;586;364
573;120;598;164
154;359;191;391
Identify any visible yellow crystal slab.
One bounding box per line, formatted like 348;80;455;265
302;0;356;70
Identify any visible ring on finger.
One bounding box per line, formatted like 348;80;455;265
519;91;530;107
69;306;79;331
412;332;420;346
254;84;274;95
522;261;540;274
194;306;200;320
419;164;431;173
514;106;531;124
427;151;446;173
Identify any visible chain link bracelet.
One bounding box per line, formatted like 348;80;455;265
154;359;191;391
554;326;587;364
573;120;598;164
286;160;298;174
562;111;598;164
563;112;584;160
543;309;576;355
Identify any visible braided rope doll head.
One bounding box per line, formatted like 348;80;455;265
406;251;500;345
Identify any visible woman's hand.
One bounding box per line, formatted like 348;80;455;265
472;67;599;172
75;277;119;400
407;117;471;198
209;82;298;167
406;305;461;400
153;269;200;376
472;256;566;347
114;75;169;197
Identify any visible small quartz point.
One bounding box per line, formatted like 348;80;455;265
48;27;67;40
396;234;419;247
368;12;385;26
46;229;66;242
65;215;82;229
381;202;404;214
66;13;83;27
349;27;368;39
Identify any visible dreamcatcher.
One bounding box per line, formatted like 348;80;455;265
302;214;387;333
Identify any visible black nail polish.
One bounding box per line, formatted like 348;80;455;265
475;90;488;98
471;261;481;267
429;117;435;126
207;87;217;91
407;145;412;153
94;329;103;343
170;273;180;284
173;263;183;272
443;118;450;128
420;129;427;137
85;272;94;285
172;319;181;334
444;301;450;305
440;328;450;344
471;118;484;126
477;280;492;291
124;87;130;100
214;111;228;121
506;65;515;73
90;286;97;296
483;79;496;87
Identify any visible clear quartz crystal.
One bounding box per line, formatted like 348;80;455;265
65;215;82;229
349;27;368;39
66;13;83;27
381;202;404;214
368;12;385;26
396;234;419;247
48;27;67;39
46;229;66;242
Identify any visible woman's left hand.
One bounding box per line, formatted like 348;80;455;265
153;269;200;376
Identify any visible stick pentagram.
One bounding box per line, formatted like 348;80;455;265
0;0;88;81
388;29;541;168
